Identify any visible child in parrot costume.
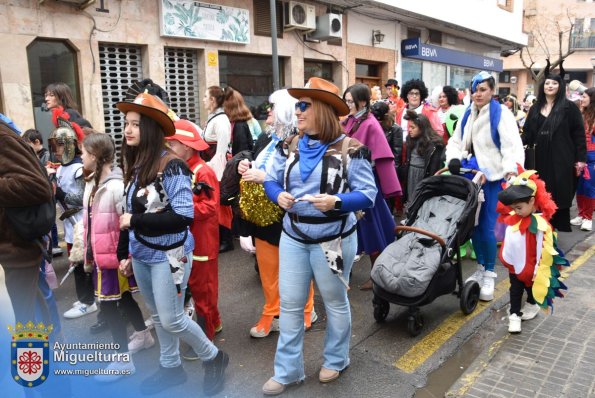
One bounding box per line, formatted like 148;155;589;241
497;166;569;333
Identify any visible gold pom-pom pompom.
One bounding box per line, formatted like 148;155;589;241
239;180;284;227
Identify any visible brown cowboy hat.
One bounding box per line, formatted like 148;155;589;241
287;77;349;116
116;92;176;136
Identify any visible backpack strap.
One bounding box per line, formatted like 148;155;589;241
288;134;299;156
191;163;204;184
340;136;351;181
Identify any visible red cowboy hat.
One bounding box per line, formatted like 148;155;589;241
166;119;209;151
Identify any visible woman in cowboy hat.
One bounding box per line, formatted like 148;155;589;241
262;77;377;395
115;92;228;396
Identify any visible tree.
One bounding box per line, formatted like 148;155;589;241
519;7;576;83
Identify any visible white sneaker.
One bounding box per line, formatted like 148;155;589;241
94;354;135;382
580;219;592;231
144;317;154;330
508;314;521;333
570;216;584;226
521;303;541;321
353;254;362;263
63;302;98;319
72;301;81;307
250;318;280;338
465;264;485;286
128;328;155;354
479;271;497;301
185;298;195;319
52;247;64;256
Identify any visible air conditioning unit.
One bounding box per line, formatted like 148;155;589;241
309;13;342;41
284;1;316;32
39;0;96;9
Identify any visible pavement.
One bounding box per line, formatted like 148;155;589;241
445;234;595;398
1;217;593;398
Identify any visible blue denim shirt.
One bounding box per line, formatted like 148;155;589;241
126;169;195;262
264;135;377;242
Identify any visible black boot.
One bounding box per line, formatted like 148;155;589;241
218;226;234;253
203;350;229;396
89;320;108;334
140;365;187;395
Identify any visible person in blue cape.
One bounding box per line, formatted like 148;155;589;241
445;71;524;302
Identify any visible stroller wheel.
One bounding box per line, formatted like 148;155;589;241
373;297;389;322
407;312;424;337
460;281;480;315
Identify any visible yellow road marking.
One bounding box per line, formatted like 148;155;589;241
394;278;509;373
395;244;595;374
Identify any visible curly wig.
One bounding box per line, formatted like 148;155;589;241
400;79;429;102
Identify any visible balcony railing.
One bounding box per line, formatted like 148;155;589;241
570;32;595;49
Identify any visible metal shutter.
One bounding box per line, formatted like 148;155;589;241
99;43;143;163
164;47;200;125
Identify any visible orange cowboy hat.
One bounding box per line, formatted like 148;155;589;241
166;119;209;151
287;77;349;116
116;92;176;136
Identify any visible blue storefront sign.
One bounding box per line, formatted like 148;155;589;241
401;38;503;72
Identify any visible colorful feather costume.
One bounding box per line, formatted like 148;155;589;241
497;167;569;312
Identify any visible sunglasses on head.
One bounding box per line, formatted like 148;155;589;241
295;101;312;112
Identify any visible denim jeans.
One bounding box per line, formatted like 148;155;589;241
273;232;357;384
132;253;218;367
472;180;502;272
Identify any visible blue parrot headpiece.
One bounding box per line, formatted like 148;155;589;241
471;71;493;93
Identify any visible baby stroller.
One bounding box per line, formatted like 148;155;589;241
370;172;482;336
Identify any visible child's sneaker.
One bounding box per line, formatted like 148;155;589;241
580;219;592;231
570;216;584;226
63;302;97;319
128;329;155;353
508;313;521;333
520;303;541;321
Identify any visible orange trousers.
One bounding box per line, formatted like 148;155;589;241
254;238;314;332
187;257;221;340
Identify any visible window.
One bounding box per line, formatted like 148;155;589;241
450;66;479;91
428;29;442;45
304;61;333;81
27;39;80;143
402;59;422;83
355;62;379;78
219;53;284;120
254;0;283;38
497;87;511;98
407;28;421;39
499;71;511;83
164;47;200;124
425;63;446;90
99;43;143;163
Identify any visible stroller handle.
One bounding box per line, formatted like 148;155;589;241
395;226;446;249
435;167;487;185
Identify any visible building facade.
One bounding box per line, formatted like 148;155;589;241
1;0;526;150
502;0;595;100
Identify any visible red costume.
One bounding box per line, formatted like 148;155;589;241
187;153;222;340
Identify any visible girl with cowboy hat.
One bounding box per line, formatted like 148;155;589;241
262;77;377;395
116;91;228;396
